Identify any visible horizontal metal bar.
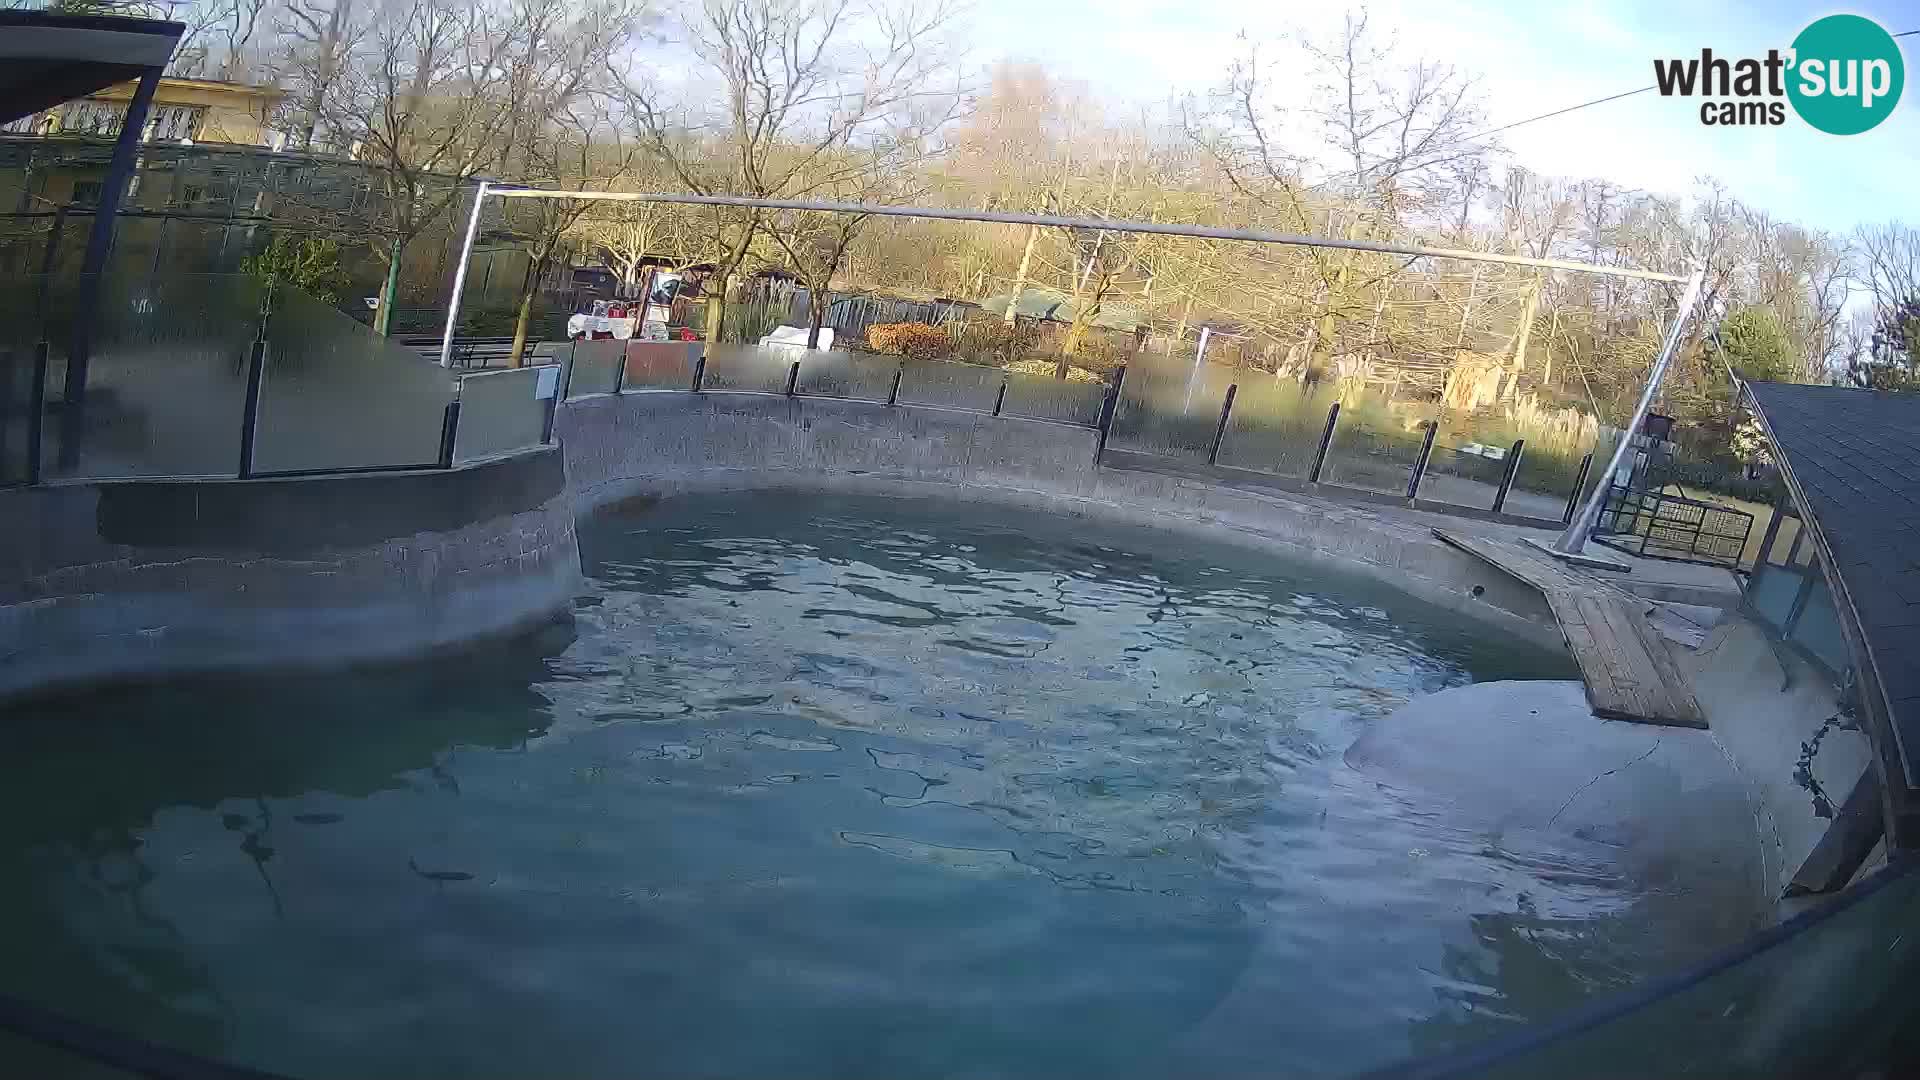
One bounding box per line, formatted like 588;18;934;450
485;190;1688;283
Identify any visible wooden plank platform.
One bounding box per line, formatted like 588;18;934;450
1433;528;1705;728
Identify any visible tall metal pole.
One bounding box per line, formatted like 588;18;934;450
439;180;489;367
1553;265;1707;555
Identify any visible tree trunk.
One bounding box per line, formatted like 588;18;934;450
806;286;829;349
508;253;545;368
704;269;729;342
373;237;402;337
1500;277;1542;400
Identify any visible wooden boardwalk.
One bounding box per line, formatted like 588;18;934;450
1433;528;1705;729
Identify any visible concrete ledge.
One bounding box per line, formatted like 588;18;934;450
0;446;582;702
556;390;1567;653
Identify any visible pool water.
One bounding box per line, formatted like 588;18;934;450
0;493;1748;1078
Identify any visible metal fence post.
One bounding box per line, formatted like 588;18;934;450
1208;384;1238;466
785;360;801;396
992;378;1008;416
438;399;462;468
887;362;904;405
611;341;628;394
1096;363;1127;451
236;339;267;478
1491;438;1525;514
1406;420;1438;499
1563;453;1593;525
1308;402;1341;483
690;348;706;392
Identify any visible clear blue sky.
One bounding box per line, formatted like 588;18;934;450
970;0;1918;236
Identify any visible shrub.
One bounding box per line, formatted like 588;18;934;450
867;322;952;360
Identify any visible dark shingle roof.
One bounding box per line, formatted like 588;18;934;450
1745;381;1920;786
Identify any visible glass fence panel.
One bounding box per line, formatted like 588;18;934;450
897;358;1003;412
622;341;698;391
39;273;260;480
793;351;895;401
1000;373;1106;426
254;287;453;474
1214;379;1339;478
1746;563;1806;631
1789;576;1850;674
0;1027;147;1079
1419;863;1920;1080
566;339;623;399
1322;404;1427;495
1416;407;1597;521
1106;358;1236;459
453;366;551;463
700;344;793;394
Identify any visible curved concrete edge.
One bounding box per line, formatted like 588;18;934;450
0;447;582;703
557;390;1569;654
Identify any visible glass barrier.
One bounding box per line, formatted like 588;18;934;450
566;339;623;399
897;358;1003;412
700;344;793;394
1416;409;1594;521
1106;357;1236;459
999;372;1106;426
1391;862;1920;1080
253;287;453;474
1214;379;1340;478
1746;562;1806;629
39;273;261;480
622;341;699;391
453;366;552;463
0;1026;146;1079
1788;575;1850;674
793;351;896;401
0;280;40;484
1322;403;1427;495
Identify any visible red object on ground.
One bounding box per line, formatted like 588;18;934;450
679;327;697;341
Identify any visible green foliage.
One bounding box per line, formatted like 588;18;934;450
1718;307;1798;383
1852;296;1920;391
243;235;350;306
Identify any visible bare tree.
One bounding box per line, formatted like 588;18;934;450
616;0;964;341
278;0;361;151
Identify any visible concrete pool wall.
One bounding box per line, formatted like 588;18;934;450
0;446;579;702
558;389;1566;652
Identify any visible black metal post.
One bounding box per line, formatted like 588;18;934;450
236;338;267;478
1096;363;1127;450
61;67;163;471
1406;420;1438;500
1208;384;1238;466
1491;438;1525;514
24;341;48;485
690;350;706;391
557;340;577;402
1308;402;1341;483
1563;453;1593;525
992;378;1008;416
438;400;462;467
611;341;628;394
785;360;801;396
887;362;904;405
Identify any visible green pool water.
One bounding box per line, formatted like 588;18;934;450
0;492;1758;1078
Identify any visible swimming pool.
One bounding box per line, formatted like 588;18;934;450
0;492;1778;1078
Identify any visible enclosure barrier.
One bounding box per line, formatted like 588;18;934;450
0;274;560;485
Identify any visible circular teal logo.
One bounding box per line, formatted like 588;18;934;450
1787;14;1904;134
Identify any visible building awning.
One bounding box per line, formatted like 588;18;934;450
1744;381;1920;796
0;12;183;127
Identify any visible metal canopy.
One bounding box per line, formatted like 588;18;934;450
0;12;184;126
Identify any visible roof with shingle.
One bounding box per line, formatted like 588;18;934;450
1744;381;1920;786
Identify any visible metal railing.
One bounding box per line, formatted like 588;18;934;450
1592;483;1755;568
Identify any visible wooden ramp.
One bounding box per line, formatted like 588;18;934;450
1433;528;1705;729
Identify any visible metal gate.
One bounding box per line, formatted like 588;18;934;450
1592;484;1754;568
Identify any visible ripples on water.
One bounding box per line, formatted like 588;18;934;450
0;492;1748;1079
